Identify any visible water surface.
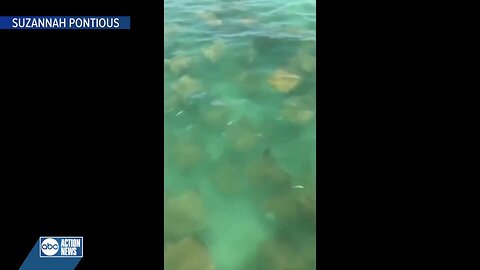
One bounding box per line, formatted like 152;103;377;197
164;1;316;269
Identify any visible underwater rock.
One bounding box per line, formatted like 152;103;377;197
173;75;201;99
164;191;208;240
198;11;223;27
225;118;261;152
282;95;316;125
168;55;192;75
202;40;225;64
165;237;215;270
267;69;301;93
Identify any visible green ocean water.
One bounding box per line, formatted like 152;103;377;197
164;0;316;269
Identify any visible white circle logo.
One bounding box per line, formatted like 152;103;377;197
41;238;59;256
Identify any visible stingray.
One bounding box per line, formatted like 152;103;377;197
197;11;223;27
262;186;316;231
164;190;208;241
172;139;204;171
254;236;315;270
252;36;302;60
210;162;245;194
164;237;215;270
173;75;201;100
289;50;316;74
249;149;315;225
164;91;184;114
168;55;192;75
225;118;261;151
267;69;301;93
201;102;231;127
247;148;293;193
239;18;257;27
202;40;225;64
282;95;316;125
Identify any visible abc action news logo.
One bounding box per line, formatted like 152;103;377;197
40;237;83;258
